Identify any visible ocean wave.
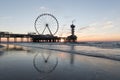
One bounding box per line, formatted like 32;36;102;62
78;42;120;49
12;42;120;61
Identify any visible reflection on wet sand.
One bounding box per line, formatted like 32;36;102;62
0;44;5;57
0;51;4;56
33;50;58;80
0;44;29;51
70;45;75;64
0;43;120;80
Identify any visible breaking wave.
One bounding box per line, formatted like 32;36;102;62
11;42;120;61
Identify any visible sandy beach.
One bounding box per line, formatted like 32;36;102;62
0;44;3;48
0;43;120;80
1;0;120;79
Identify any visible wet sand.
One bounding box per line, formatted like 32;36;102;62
0;44;4;48
0;44;120;80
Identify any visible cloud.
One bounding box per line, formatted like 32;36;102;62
36;6;51;13
79;26;89;30
76;26;91;34
39;6;48;11
103;21;114;28
78;20;114;33
78;23;97;31
38;6;56;13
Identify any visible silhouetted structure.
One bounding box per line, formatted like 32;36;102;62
0;14;77;43
66;24;77;42
31;34;61;42
0;32;30;42
31;13;62;42
0;32;66;43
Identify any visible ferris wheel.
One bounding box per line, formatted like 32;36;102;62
34;13;59;35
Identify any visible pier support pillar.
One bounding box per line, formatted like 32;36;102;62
27;37;29;42
7;37;9;43
0;37;1;43
14;37;17;42
21;38;23;42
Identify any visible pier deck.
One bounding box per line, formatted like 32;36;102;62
0;32;66;42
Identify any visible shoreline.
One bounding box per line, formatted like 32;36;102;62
8;42;120;62
1;42;120;61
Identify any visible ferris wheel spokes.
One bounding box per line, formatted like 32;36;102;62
42;24;47;34
42;23;53;35
34;13;59;35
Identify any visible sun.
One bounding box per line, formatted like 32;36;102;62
60;39;64;42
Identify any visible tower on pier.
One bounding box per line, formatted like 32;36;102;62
66;23;77;42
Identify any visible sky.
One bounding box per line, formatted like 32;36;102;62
0;0;120;41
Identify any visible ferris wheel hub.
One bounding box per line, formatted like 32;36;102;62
46;23;48;27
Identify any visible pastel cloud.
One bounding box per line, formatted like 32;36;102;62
77;22;97;32
103;21;114;28
78;20;114;33
38;6;56;13
39;6;48;11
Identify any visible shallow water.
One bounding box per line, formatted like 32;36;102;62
0;43;120;80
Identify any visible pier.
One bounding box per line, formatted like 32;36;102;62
0;32;66;43
0;13;77;43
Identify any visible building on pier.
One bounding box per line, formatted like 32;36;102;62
66;23;77;42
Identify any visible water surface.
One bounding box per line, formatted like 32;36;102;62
0;43;120;80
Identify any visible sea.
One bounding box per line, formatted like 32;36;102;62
0;41;120;80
